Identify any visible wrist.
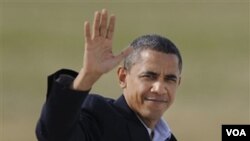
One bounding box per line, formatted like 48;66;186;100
72;68;101;91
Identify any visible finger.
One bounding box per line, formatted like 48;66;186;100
84;21;91;43
113;47;133;65
92;11;101;38
100;9;108;37
106;15;116;39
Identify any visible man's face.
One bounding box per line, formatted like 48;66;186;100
118;49;181;122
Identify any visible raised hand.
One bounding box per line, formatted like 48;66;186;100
73;9;132;91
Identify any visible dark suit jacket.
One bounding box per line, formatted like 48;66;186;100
36;69;177;141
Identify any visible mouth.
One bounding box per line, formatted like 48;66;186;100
144;97;168;103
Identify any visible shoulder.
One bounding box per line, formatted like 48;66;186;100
81;94;118;114
83;93;115;106
79;94;127;129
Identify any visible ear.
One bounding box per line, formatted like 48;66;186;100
117;66;128;89
178;76;181;86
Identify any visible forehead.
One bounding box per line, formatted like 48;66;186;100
131;50;180;74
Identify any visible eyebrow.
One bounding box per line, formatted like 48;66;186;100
140;71;177;79
140;71;158;76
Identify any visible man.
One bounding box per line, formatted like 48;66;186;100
36;9;182;141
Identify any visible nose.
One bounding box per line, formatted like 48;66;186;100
151;81;167;95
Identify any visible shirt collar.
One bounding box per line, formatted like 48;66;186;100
136;115;171;141
154;118;171;140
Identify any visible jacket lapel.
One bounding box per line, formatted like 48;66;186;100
114;95;151;141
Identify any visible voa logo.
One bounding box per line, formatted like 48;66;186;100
226;129;246;136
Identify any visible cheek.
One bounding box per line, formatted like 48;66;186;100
129;84;145;101
167;85;178;102
127;76;149;94
126;80;150;106
134;81;152;98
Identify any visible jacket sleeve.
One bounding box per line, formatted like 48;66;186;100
36;69;91;141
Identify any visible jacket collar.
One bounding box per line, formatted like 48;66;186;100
113;95;137;120
114;95;151;141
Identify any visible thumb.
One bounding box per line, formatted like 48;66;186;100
113;47;133;65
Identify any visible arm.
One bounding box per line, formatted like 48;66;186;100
36;9;132;141
36;69;89;141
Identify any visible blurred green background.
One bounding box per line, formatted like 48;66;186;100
0;0;249;140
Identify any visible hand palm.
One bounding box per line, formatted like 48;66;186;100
83;9;131;75
84;37;117;74
73;9;132;91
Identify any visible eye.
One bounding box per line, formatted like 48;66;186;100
139;71;158;81
141;74;156;80
165;76;177;83
143;74;152;79
168;78;176;82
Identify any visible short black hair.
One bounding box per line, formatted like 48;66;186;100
124;34;182;73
